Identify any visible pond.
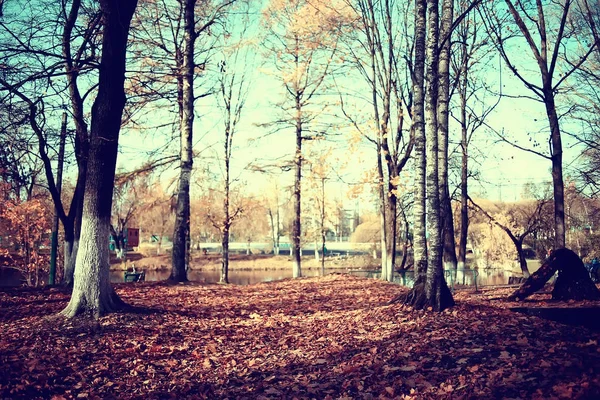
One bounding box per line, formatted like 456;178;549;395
110;269;323;285
1;266;528;288
350;268;525;289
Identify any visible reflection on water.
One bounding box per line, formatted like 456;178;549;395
1;266;528;288
350;268;518;288
110;269;322;285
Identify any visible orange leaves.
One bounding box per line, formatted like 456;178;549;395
0;192;53;284
1;276;600;398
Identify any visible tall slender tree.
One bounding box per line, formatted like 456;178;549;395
339;0;414;282
404;0;454;311
263;0;344;277
170;0;197;282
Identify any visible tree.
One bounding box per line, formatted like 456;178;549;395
450;1;499;269
214;13;253;284
305;144;334;275
470;197;548;277
136;182;174;255
403;0;454;311
129;0;237;282
0;0;100;286
0;183;53;286
481;0;596;249
339;0;414;282
61;0;138;318
264;179;284;255
263;0;344;277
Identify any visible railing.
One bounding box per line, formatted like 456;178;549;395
349;268;479;291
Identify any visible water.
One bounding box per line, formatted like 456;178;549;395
110;268;323;285
1;266;524;287
350;268;519;288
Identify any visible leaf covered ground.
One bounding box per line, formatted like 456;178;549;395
1;274;599;399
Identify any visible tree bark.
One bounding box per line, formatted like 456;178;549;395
545;91;566;249
291;133;302;277
438;0;457;271
292;50;303;278
377;143;389;281
61;0;138;318
49;112;67;285
61;0;91;286
409;0;427;282
405;0;427;307
171;0;196;283
509;248;600;301
457;67;468;270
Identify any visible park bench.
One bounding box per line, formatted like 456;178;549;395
124;271;145;282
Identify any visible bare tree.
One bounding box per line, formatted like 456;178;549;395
0;0;103;286
481;0;596;249
403;0;454;311
451;1;499;269
470;196;548;277
213;12;253;284
61;0;138;318
338;0;414;282
262;0;343;278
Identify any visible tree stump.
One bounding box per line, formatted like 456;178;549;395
508;248;600;301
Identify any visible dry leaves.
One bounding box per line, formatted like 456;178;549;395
1;274;599;399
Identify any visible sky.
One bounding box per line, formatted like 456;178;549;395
115;1;586;213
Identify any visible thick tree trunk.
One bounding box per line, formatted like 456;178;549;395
62;0;138;318
406;0;454;311
171;0;196;283
424;0;453;311
509;248;600;301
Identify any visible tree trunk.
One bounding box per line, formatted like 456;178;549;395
405;0;428;308
61;0;138;318
63;174;85;286
408;0;427;286
457;74;468;269
424;0;453;311
514;240;530;278
221;227;229;284
49;112;67;285
405;0;454;311
384;192;396;282
292;87;303;278
377;144;389;281
61;0;89;287
171;0;196;283
509;248;600;301
437;0;457;271
545;91;566;249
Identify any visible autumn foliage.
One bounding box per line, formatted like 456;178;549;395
0;183;53;286
1;275;599;399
